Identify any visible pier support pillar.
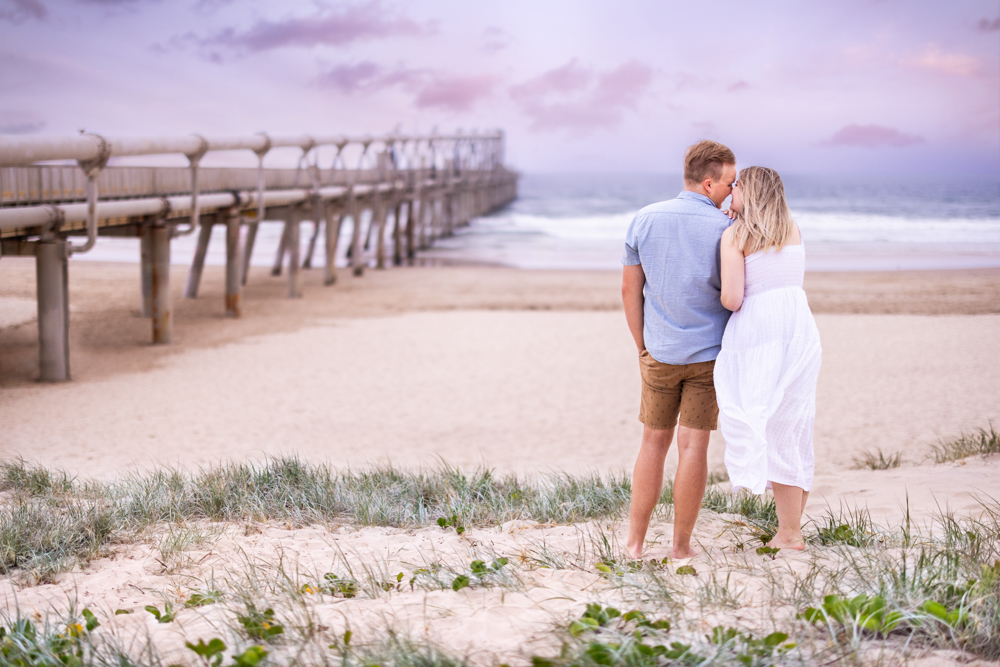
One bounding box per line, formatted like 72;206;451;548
287;210;302;298
140;227;153;318
428;197;440;246
350;208;365;277
271;221;289;276
150;223;173;344
36;239;70;382
185;214;214;299
392;202;403;267
303;220;321;269
225;209;242;317
405;200;416;262
324;211;343;286
242;219;259;285
417;198;429;250
375;201;388;270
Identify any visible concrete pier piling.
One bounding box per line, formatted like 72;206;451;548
150;223;172;344
140;227;153;318
225;208;242;317
35;239;70;382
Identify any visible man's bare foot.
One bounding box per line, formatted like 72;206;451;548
670;545;699;560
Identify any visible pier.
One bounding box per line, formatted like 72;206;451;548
0;131;517;381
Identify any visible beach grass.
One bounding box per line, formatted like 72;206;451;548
4;458;1000;664
852;448;903;470
0;456;634;580
930;425;1000;463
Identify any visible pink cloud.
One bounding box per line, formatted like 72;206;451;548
903;44;981;77
314;63;494;112
510;59;593;99
823;124;924;148
728;80;749;92
204;2;427;54
414;75;497;112
510;60;653;132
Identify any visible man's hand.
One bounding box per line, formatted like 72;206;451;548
622;264;646;353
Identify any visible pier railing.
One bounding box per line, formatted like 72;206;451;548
0;131;519;381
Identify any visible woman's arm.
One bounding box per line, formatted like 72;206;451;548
719;226;745;312
621;264;646;352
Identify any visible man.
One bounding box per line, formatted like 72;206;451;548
621;140;737;559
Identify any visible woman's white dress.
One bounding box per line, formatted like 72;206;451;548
714;244;822;494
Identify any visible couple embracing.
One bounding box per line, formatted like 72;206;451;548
622;140;822;560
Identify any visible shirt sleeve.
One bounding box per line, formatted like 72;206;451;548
621;213;642;266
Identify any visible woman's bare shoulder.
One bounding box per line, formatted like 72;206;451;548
787;221;802;245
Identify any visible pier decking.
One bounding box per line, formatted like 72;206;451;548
0;131;518;381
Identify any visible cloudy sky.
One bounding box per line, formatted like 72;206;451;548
1;0;998;174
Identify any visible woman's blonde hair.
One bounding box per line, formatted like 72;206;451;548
731;166;795;255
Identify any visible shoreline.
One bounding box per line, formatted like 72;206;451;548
1;260;999;388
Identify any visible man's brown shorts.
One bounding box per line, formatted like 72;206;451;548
638;351;719;431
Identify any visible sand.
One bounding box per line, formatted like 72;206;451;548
1;259;999;664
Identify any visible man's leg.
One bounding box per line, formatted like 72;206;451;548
771;482;806;550
671;425;711;559
626;425;674;558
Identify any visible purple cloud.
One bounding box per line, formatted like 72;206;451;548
0;0;46;22
208;1;427;54
728;80;749;92
823;124;925;148
0;110;46;134
314;61;422;94
316;62;385;93
510;60;653;132
978;17;1000;31
414;75;496;112
0;121;45;134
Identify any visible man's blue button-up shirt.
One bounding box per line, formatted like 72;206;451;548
622;191;732;365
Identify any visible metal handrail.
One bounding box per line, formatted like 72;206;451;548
0;132;503;167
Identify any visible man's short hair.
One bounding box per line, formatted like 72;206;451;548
684;140;736;184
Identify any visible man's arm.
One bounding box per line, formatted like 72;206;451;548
622;264;646;352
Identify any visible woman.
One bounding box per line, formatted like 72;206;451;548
714;166;822;551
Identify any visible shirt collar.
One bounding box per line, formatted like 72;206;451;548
676;190;718;208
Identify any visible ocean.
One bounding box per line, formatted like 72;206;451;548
75;172;1000;272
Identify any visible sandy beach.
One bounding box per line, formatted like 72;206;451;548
1;259;999;665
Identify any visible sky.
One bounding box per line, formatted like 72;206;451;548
1;0;998;174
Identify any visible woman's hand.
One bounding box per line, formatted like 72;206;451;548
722;209;737;220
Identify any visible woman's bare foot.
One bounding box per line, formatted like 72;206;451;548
768;531;806;551
624;542;643;560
